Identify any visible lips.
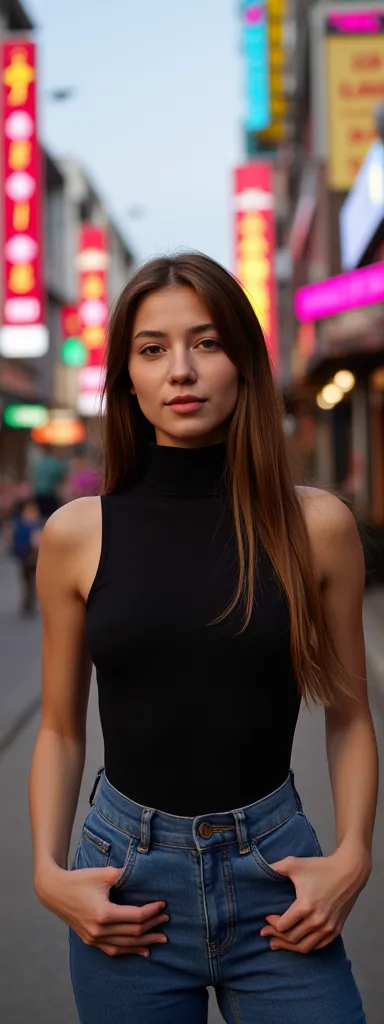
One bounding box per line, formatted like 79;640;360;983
167;395;206;406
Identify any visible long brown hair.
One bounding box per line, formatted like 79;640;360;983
103;252;347;707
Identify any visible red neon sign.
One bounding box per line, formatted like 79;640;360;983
61;305;81;339
77;226;108;415
234;163;278;369
0;41;47;357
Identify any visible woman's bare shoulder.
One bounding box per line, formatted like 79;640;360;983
41;497;101;552
295;485;354;531
37;498;103;603
295;485;361;584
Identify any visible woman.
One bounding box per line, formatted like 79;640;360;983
9;498;43;615
30;253;378;1024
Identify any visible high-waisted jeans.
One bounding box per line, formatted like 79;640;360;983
69;769;366;1023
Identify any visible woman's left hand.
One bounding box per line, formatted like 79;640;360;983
260;845;371;954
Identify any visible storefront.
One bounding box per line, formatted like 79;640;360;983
0;359;40;478
290;276;384;581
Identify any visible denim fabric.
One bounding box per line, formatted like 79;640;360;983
69;770;365;1023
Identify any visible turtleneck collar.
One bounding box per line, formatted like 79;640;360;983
143;441;227;497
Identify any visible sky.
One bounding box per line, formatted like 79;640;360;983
26;0;244;269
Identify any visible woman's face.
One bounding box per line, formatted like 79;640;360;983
129;285;239;447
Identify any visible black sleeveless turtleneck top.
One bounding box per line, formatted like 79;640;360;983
86;443;301;815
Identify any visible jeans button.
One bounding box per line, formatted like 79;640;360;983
198;822;214;839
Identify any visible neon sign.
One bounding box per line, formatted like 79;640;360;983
241;1;270;131
234;163;278;367
0;41;47;357
295;262;384;322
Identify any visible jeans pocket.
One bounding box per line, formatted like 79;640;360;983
72;807;139;882
112;837;139;889
250;809;323;882
74;824;111;869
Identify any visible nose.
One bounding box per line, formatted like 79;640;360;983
168;347;197;385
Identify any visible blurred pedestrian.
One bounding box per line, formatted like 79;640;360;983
31;445;68;519
63;454;101;501
10;498;43;615
0;475;16;540
31;253;376;1023
0;476;32;547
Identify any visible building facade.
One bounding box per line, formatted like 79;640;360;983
278;2;384;576
0;0;135;479
238;0;384;578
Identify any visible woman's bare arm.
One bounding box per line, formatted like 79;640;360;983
30;498;99;892
30;498;169;957
312;492;378;873
261;489;378;954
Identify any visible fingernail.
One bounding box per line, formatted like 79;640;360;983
270;944;277;951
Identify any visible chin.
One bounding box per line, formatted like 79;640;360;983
158;416;228;446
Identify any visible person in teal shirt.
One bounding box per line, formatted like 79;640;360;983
32;446;68;519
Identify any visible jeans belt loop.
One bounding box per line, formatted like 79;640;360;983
89;766;104;807
233;808;250;855
138;806;155;854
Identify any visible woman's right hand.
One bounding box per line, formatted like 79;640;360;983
36;863;169;957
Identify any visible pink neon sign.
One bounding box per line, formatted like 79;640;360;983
244;4;263;25
328;12;383;33
295;262;384;322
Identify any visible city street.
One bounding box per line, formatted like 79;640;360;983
1;1;384;1021
0;554;383;1023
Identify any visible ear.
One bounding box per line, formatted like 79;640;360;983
130;386;137;396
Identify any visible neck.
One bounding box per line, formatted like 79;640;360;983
143;439;228;498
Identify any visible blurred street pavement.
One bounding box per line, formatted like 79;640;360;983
0;554;42;754
0;552;383;1023
364;588;384;718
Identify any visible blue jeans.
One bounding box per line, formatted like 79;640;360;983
69;769;365;1023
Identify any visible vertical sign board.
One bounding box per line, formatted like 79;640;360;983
326;10;384;191
241;0;270;131
0;41;48;357
257;0;288;145
234;163;278;369
77;226;108;416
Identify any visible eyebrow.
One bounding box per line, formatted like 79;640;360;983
133;323;217;341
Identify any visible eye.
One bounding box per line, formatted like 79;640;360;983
140;344;163;356
196;338;222;350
